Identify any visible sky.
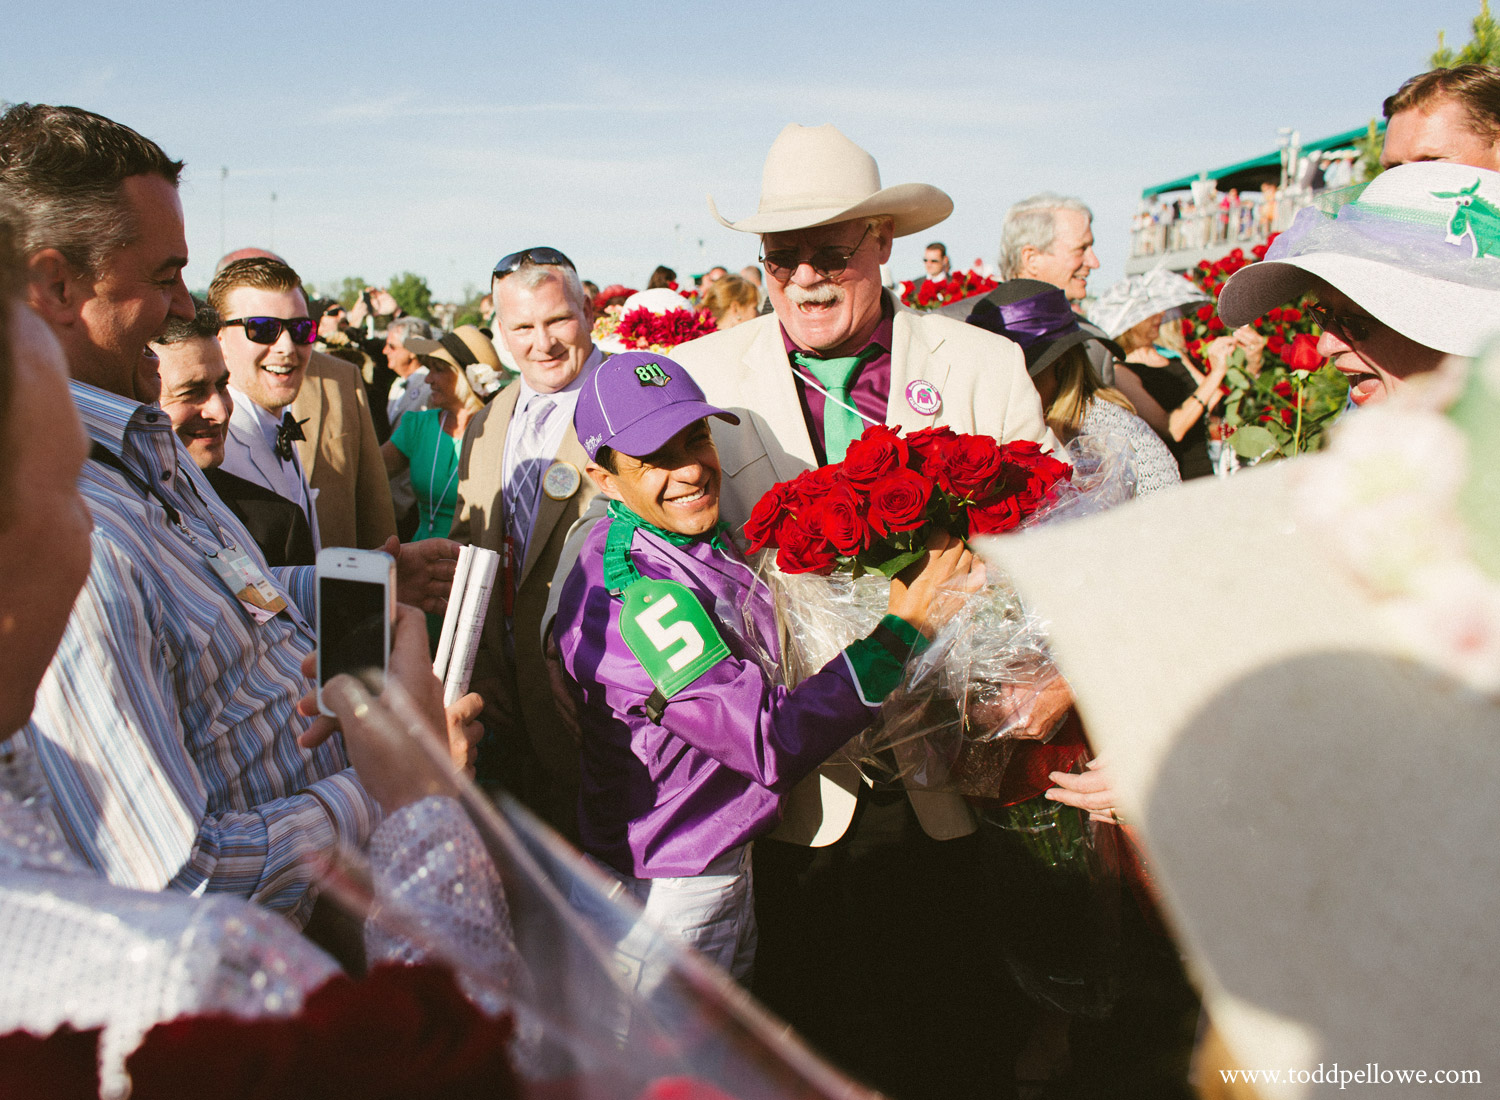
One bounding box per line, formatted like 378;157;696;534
5;0;1487;303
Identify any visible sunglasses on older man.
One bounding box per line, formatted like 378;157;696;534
759;225;872;283
493;246;576;279
221;316;318;345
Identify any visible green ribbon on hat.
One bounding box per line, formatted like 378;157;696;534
791;347;881;462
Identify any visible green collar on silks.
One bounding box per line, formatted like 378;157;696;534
601;499;733;594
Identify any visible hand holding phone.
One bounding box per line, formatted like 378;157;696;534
316;548;396;717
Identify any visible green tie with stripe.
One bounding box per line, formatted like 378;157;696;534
791;346;881;463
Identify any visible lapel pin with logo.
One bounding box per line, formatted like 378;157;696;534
543;460;582;501
905;379;942;416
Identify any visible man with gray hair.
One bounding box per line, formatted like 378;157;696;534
449;246;603;840
998;192;1114;382
384;314;436;428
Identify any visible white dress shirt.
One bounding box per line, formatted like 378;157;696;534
500;346;602;546
221;386;322;551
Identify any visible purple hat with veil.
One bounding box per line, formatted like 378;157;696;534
965;279;1123;377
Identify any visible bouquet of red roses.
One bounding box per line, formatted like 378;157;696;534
744;424;1071;579
898;267;1000;311
739;426;1150;807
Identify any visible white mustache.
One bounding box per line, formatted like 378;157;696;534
784;283;844;306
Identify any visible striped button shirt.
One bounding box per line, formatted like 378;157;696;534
17;381;379;925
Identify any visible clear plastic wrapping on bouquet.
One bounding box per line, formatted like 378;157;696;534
757;433;1138;798
313;681;881;1100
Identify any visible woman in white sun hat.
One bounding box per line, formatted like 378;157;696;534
1218;161;1500;407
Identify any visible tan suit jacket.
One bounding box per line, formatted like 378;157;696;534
291;351;397;550
449;379;600;839
671;294;1051;847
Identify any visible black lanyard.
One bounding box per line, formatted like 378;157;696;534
88;442;182;526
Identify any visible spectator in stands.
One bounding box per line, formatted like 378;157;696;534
1381;63;1500;171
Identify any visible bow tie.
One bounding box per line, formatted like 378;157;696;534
275;412;308;462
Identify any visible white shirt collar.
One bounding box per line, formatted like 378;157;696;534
514;344;602;414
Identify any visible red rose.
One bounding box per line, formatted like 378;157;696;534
1282;306;1302;323
0;1026;100;1100
1001;444;1072;512
819;484;870;557
867;467;933;536
1267;307;1284;322
932;433;1006;500
906;424;958;474
841;424;909;486
968;490;1024;536
1195;305;1214;321
1279;406;1295;425
1284;332;1322;372
1207;315;1225;333
775;513;837;574
1272;380;1294;398
744;481;797;553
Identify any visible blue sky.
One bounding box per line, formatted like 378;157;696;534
5;0;1485;301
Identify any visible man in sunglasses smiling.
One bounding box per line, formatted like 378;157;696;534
209;256;323;551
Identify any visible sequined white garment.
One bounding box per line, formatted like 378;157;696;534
0;745;521;1097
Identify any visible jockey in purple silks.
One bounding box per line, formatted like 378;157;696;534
551;351;974;980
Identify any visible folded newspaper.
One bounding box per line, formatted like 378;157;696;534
432;545;501;705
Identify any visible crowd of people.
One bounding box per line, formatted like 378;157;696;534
0;57;1498;1100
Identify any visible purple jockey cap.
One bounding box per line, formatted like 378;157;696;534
574;351;740;462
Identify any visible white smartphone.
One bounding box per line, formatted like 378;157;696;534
316;547;397;717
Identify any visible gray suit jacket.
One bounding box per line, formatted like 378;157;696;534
671;295;1053;846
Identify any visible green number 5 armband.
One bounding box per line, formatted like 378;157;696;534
619;577;731;721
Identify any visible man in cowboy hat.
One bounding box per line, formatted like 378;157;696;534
671;122;1053;1100
1217;162;1500;409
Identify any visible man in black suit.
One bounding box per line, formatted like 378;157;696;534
151;299;315;567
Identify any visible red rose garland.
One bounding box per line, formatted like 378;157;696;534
616;306;717;351
747;424;1070;576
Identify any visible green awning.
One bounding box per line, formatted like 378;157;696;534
1141;122;1386;198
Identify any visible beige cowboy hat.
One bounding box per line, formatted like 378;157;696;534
709;123;953;237
975;356;1500;1096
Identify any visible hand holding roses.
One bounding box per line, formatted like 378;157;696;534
886;530;985;639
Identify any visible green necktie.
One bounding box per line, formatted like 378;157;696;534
791;346;880;463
